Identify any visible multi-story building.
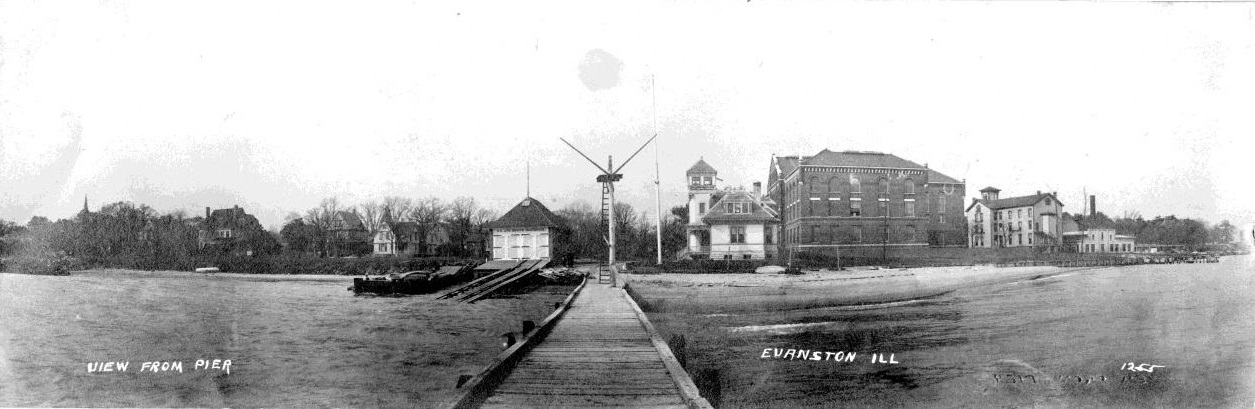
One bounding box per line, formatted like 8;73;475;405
681;159;780;260
765;149;967;258
965;187;1065;250
1062;229;1136;253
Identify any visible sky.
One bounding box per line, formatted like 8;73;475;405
1;1;1253;232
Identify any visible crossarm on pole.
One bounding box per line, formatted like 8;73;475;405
559;137;610;174
613;134;658;173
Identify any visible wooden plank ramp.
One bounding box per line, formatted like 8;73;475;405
450;278;711;409
461;259;550;303
436;260;525;300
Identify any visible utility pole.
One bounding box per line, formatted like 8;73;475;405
561;135;658;287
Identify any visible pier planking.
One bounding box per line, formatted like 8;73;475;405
478;282;707;409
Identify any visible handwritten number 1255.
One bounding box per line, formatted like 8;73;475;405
1121;362;1164;373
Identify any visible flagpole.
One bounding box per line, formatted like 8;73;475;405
653;75;663;265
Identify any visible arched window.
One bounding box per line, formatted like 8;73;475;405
828;177;841;193
850;175;861;193
879;178;889;195
904;179;915;194
810;177;820;194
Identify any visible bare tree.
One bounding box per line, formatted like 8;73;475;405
359;201;384;235
409;197;448;256
449;197;477;228
383;196;414;222
472;208;498;229
304;197;341;256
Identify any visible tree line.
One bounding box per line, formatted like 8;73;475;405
1070;211;1241;249
278;196;500;257
0;195;690;274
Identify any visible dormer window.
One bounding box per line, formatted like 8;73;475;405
702;176;712;186
725;202;748;214
691;176;700;185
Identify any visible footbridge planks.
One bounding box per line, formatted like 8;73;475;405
452;279;711;409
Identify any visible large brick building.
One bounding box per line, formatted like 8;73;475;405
765;149;966;258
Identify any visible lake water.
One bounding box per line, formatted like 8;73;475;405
647;256;1255;408
0;269;571;408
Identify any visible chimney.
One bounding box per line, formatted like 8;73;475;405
1089;195;1096;216
1037;190;1041;196
205;207;211;219
753;182;762;196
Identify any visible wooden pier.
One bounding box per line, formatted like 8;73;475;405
449;277;711;409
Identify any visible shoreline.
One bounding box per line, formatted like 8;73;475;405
624;264;1108;314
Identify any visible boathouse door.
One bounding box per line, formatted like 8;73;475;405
491;228;551;260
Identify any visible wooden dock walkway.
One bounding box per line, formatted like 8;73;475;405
455;280;710;409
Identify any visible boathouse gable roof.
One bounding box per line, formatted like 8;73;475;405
487;197;567;230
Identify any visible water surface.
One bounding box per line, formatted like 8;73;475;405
0;269;570;407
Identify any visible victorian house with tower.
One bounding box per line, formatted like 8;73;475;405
682;159;781;260
764;149;967;259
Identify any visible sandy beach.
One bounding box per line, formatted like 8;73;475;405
623;265;1104;313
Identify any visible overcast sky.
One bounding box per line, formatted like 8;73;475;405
2;1;1252;231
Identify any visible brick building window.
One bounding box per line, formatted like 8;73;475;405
828;176;841;193
904;179;915;195
850;200;862;217
878;178;889;196
850;175;861;193
878;200;888;217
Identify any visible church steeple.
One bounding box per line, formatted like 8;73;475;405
77;195;91;221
